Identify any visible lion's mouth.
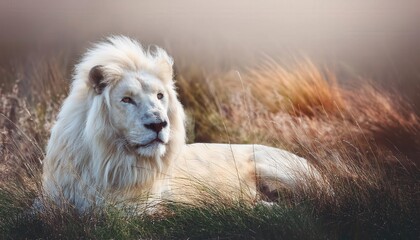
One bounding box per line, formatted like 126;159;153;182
134;138;165;148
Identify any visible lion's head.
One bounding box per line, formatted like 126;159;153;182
74;36;185;160
88;64;172;158
42;36;186;210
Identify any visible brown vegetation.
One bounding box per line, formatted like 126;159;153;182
0;56;418;238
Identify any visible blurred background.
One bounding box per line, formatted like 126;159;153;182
1;0;420;109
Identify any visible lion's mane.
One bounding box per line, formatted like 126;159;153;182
42;36;186;211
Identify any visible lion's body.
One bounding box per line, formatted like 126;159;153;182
172;143;311;203
42;36;314;212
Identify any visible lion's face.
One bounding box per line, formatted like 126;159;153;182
109;71;171;158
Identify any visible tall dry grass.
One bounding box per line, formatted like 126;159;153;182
176;59;419;238
248;58;344;116
0;55;419;238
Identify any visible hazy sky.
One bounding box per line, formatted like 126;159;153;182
1;0;420;85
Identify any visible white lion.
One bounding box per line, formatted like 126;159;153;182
42;36;316;212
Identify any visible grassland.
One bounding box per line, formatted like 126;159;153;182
0;54;419;239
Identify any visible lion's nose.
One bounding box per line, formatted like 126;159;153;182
144;121;168;133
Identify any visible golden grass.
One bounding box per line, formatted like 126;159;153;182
247;58;344;116
173;59;419;214
177;60;420;162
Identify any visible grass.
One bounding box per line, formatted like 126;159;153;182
0;54;419;239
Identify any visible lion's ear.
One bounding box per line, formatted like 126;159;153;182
154;48;174;83
157;59;173;82
89;65;106;94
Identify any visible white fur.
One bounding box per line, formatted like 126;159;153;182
42;36;185;211
42;36;315;212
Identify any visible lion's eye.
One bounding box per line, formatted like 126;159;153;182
121;97;134;104
157;93;164;100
